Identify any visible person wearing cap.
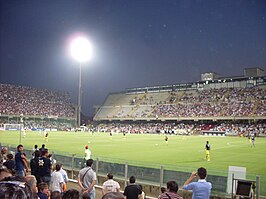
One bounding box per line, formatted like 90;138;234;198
102;173;120;195
84;145;91;161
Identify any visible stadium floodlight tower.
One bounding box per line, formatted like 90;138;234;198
70;36;92;128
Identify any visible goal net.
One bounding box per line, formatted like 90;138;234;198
4;123;23;131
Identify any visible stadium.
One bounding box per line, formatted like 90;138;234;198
1;67;266;198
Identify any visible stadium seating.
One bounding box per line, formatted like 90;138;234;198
0;84;76;129
0;83;75;117
94;86;266;120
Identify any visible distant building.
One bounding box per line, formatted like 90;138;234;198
244;67;264;77
201;67;264;82
201;72;220;81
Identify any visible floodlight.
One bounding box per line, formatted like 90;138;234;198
70;37;92;63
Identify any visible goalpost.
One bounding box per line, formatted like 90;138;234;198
3;123;23;131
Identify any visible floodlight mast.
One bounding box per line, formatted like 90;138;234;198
78;62;82;128
70;36;92;128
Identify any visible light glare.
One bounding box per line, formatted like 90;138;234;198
70;37;92;62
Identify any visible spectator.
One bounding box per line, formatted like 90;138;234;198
160;187;166;194
0;176;34;199
158;180;183;199
39;149;52;187
78;159;97;199
123;176;142;199
183;167;212;199
39;144;47;155
102;173;120;195
82;191;91;199
58;163;68;192
30;150;41;184
51;191;62;199
3;153;15;172
15;144;28;177
37;182;50;199
62;189;79;199
102;192;124;199
25;175;38;195
0;146;8;164
0;166;13;180
139;184;146;199
32;144;38;158
51;164;64;193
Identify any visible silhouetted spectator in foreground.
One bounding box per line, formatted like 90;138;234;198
102;192;124;199
37;182;50;199
0;176;34;199
51;191;62;199
30;150;41;184
62;189;79;199
39;144;47;155
0;166;13;180
82;191;91;199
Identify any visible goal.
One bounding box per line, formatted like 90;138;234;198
3;123;23;131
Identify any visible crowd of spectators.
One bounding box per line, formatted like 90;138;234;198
97;86;265;119
0;144;79;199
1;146;156;199
197;122;266;135
0;84;75;118
151;87;266;118
94;121;266;135
1;147;212;199
95;122;194;135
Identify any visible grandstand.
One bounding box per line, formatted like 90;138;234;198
94;74;266;122
1;69;265;131
0;83;76;130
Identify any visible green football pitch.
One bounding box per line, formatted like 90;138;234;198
1;130;266;178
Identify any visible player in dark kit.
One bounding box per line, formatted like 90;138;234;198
44;131;49;142
165;135;168;145
205;141;210;161
251;134;255;147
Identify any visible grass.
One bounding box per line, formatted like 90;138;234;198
1;130;266;195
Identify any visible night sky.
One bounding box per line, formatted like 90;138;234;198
0;0;266;116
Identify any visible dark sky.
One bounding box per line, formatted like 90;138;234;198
0;0;266;116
